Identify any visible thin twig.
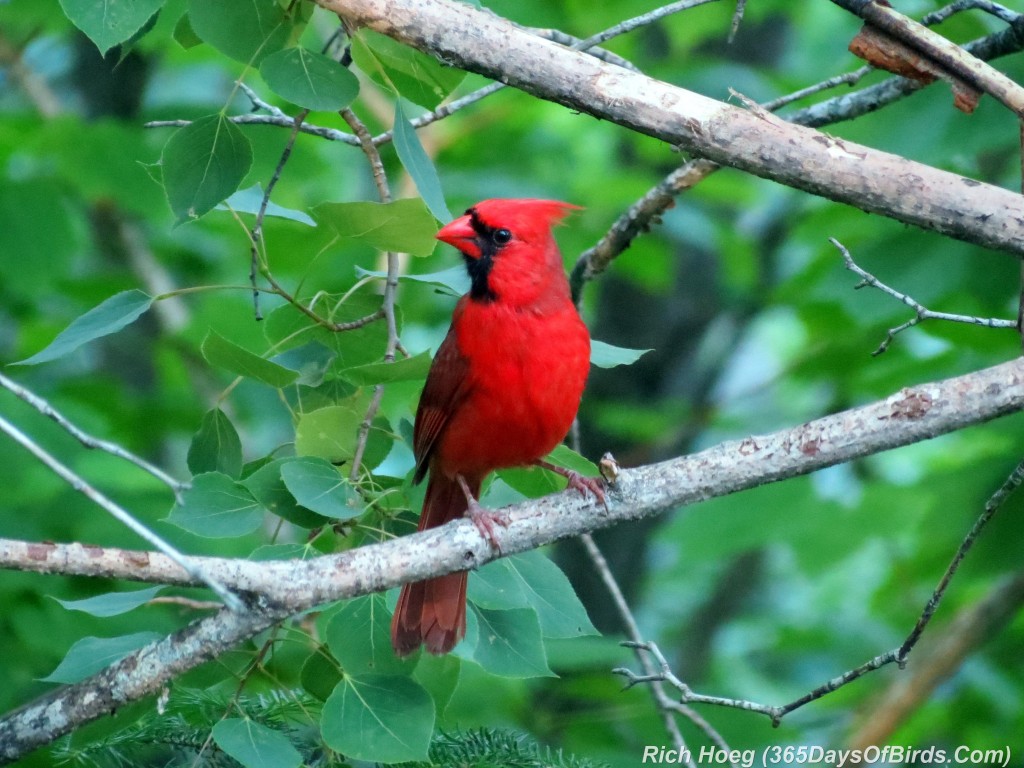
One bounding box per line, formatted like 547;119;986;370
831;237;1016;355
148;596;223;611
922;0;1020;26
759;66;872;112
728;0;747;43
249;106;309;320
339;106;401;484
612;456;1024;726
898;457;1024;661
144;115;360;145
579;535;693;761
0;371;187;498
0;414;243;612
573;0;720;51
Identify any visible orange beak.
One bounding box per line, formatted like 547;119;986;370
436;214;482;259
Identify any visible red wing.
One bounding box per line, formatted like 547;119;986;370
412;326;471;483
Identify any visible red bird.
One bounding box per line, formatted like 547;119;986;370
391;198;604;656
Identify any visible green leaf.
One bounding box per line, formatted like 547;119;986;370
212;718;302;768
201;330;299;389
326;594;416;676
15;289;153;366
272;342;336;387
161;114;253;223
41;632;161;684
59;0;164;55
505;551;598;639
173;11;202;49
393;100;451;222
220;184;315;225
355;265;468;297
341;351;432;387
321;674;433;763
263;292;392;368
546;443;599;475
352;30;465;109
314;199;438;256
468;560;528;611
589;339;652;368
243;458;325;528
166;472;264;538
280;456;361;520
471;606;553;678
187;408;243;478
259;47;359;111
55;586;164;618
301;648;343;701
469;553;596;638
412;653;461;718
294;404;391;470
188;0;290;65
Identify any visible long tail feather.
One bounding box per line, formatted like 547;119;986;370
391;473;479;656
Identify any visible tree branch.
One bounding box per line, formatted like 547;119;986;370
2;356;1024;760
317;0;1024;256
833;0;1024;117
832;238;1017;355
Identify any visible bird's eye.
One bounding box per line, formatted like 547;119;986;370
493;229;512;245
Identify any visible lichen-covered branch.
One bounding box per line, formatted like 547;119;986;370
317;0;1024;256
2;355;1024;762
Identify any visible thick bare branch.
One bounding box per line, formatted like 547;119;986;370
317;0;1024;256
3;355;1024;760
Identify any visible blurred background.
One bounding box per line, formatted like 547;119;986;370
2;0;1024;764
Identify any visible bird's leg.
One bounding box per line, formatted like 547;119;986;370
456;473;509;550
533;459;608;508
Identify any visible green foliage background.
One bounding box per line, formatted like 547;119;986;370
2;0;1024;765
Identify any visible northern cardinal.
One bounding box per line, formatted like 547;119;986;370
391;198;604;656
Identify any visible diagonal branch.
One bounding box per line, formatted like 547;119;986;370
2;356;1024;761
832;0;1024;117
318;0;1024;256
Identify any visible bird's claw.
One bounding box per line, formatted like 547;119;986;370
564;469;608;510
466;498;509;552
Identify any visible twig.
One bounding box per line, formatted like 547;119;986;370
0;371;187;498
831;237;1016;355
238;81;289;119
616;641;787;722
759;66;872;112
611;456;1024;727
3;355;1024;759
728;0;747;43
848;567;1024;748
148;596;223;611
922;0;1021;26
573;0;721;51
144;114;359;144
897;457;1024;661
339;106;401;484
249;105;309;321
579;535;693;761
0;414;242;612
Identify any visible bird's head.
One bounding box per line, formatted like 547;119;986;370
436;198;581;305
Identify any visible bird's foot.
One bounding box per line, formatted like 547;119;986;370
466;498;510;552
534;459;608;509
456;473;508;551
